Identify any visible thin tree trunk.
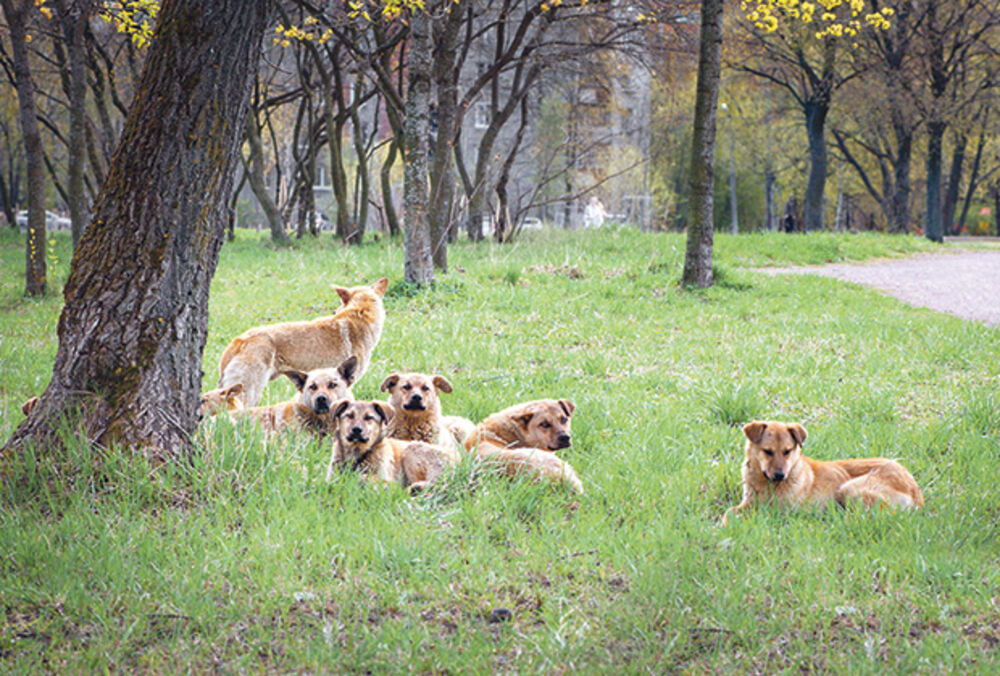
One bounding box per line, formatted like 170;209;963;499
245;111;288;244
682;0;723;288
403;9;434;285
803;99;829;232
728;130;738;234
4;0;270;459
349;70;370;242
888;125;913;233
924;120;945;242
2;0;47;296
381;136;400;237
957;131;985;234
763;168;776;230
942;132;966;236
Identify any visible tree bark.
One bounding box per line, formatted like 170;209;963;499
4;0;271;459
403;9;434;285
682;0;723;288
2;0;47;296
245;110;289;244
763;168;777;230
803;99;829;232
380;136;400;237
942;132;966;236
957;131;985;234
924;120;945;242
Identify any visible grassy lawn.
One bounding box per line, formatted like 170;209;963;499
1;227;998;672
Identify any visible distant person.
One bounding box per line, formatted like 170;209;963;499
584;196;607;229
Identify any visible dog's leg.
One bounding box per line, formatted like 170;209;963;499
836;475;915;509
219;358;271;408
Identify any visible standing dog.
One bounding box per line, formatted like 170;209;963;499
721;421;924;525
379;372;475;450
217;277;388;407
326;400;460;492
465;399;584;493
242;357;357;435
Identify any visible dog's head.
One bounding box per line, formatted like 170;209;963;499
742;421;807;483
331;277;389;310
199;384;246;418
510;399;576;451
332;399;394;460
284;356;358;415
380;371;452;417
21;396;40;417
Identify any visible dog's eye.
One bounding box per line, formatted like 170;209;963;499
402;384;411;391
783;449;791;456
421;386;429;392
560;417;568;424
309;384;318;391
763;450;774;457
539;421;551;429
363;415;374;421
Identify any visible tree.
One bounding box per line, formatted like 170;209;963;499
403;6;434;284
1;0;47;296
4;0;271;458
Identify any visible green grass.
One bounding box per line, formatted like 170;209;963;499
1;227;999;672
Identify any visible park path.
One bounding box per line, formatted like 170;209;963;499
761;250;1000;327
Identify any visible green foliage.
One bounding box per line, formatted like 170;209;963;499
1;228;999;671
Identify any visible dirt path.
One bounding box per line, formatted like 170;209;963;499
761;250;1000;327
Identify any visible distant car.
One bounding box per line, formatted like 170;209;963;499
520;216;543;231
16;210;73;232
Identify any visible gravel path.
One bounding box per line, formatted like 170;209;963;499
762;251;1000;327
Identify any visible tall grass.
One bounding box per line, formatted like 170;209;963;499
1;227;998;672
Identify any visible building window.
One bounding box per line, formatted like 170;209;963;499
474;101;490;129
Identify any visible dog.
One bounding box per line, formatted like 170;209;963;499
217;277;388;407
721;421;924;525
199;384;246;419
326;399;460;492
241;356;357;435
464;399;584;493
379;372;475;450
21;397;40;417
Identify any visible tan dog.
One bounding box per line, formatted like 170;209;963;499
465;399;583;493
21;397;40;417
379;371;475;450
217;277;388;407
199;384;246;418
722;421;924;525
326;400;460;492
242;357;357;435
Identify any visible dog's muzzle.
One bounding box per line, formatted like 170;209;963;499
346;427;368;443
766;470;785;483
549;434;571;450
313;396;330;414
403;395;425;411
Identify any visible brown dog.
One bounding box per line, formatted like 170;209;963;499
326;400;460;492
379;371;475;450
465;399;583;493
217;277;388;407
21;397;40;417
241;357;357;435
199;384;246;418
721;421;924;525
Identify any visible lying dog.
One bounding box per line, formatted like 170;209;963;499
199;384;246;419
217;277;388;407
465;399;583;493
326;400;460;492
242;356;357;435
380;372;475;450
721;421;924;525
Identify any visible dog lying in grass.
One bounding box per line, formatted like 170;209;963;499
465;399;584;493
379;371;475;450
242;357;357;435
326;400;460;492
217;277;387;407
721;421;924;525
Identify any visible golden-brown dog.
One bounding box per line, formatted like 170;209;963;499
21;396;40;417
217;277;388;407
326;400;460;492
465;399;583;493
379;371;475;450
721;421;924;525
241;357;357;435
199;384;246;419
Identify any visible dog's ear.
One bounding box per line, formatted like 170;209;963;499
331;285;353;305
339;356;359;385
432;375;453;394
282;370;309;392
372;401;395;425
515;412;534;429
332;399;352;420
743;421;768;443
371;277;389;297
379;373;400;392
558;399;576;417
787;423;807;447
21;396;39;416
223;383;244;400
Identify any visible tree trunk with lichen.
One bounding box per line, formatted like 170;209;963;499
3;0;270;460
2;0;47;296
403;10;434;285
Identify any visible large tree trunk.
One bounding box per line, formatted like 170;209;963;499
942;132;966;236
245;111;289;244
3;0;47;296
888;123;913;233
682;0;723;288
4;0;270;459
802;99;829;232
403;10;434;285
924;120;946;242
